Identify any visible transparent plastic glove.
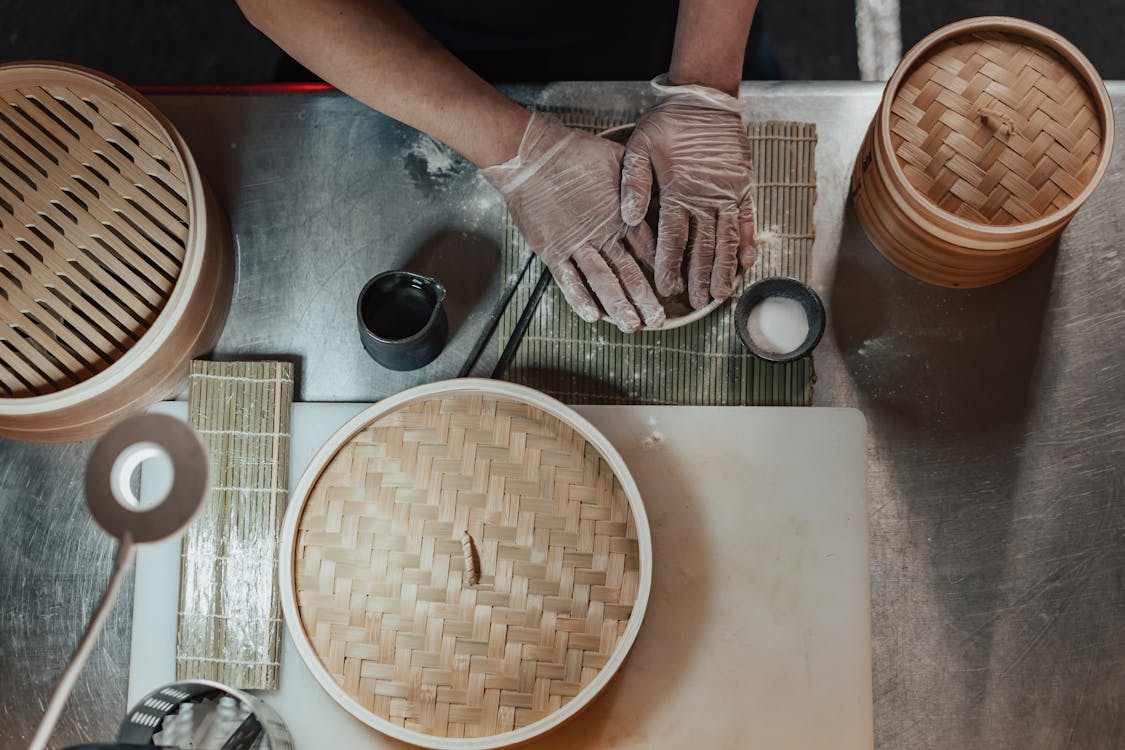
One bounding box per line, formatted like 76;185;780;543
482;113;665;332
621;75;757;309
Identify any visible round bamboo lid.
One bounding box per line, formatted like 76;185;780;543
886;18;1111;228
0;63;191;398
279;380;651;749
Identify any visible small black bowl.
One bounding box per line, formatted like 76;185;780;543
357;271;448;371
734;277;826;363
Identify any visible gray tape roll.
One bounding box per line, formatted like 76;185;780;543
85;413;210;543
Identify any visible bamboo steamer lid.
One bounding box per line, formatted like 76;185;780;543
0;62;232;441
852;17;1114;287
279;380;652;749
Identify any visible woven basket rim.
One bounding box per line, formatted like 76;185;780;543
861;146;1054;259
0;61;209;412
278;379;653;750
876;16;1115;236
868;129;1067;250
855;182;1039;287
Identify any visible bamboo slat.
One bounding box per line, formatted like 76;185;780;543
178;360;294;690
498;115;818;406
290;391;641;741
852;17;1114;288
0;62;231;442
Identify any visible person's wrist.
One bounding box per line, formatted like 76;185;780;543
480;112;573;191
666;62;740;97
650;74;743;113
470;106;533;168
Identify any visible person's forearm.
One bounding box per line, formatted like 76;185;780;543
237;0;530;166
668;0;758;96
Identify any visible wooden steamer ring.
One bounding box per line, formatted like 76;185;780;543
0;62;232;442
279;379;652;749
851;17;1114;288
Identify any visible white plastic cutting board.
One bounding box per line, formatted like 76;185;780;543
131;402;872;749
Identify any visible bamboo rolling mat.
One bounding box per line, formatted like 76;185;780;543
177;360;294;689
291;392;641;740
497;114;818;406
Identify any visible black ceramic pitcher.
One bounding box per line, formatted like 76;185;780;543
357;271;448;371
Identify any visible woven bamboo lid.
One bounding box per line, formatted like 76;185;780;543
0;62;192;398
883;17;1112;231
279;380;651;749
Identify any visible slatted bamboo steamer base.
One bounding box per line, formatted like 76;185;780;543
853;142;1055;286
279;380;651;749
851;17;1113;288
855;180;1045;287
0;62;232;442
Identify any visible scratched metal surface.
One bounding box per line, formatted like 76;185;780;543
0;82;1122;748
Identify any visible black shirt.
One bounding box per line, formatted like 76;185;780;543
399;0;681;80
276;1;776;83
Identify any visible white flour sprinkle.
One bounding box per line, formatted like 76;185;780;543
755;229;781;252
409;136;459;177
640;415;664;450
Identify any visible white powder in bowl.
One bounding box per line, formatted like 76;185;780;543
745;296;809;354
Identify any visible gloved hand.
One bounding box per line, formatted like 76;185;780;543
620;75;757;310
482;113;665;333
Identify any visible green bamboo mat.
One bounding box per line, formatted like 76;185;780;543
497;112;818;406
178;360;293;689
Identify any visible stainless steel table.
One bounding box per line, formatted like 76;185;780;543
1;82;1121;749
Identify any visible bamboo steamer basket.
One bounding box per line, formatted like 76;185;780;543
0;62;232;442
851;17;1114;288
279;379;652;749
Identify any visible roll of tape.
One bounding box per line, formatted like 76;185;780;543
85;413;210;543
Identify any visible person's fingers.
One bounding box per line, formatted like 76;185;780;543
603;241;666;329
687;211;718;310
738;194;758;271
574;246;642;333
710;205;741;300
549;258;601;323
655;202;689;297
620;134;653;226
625;219;657;271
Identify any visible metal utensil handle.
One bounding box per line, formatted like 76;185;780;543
492;265;552;379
